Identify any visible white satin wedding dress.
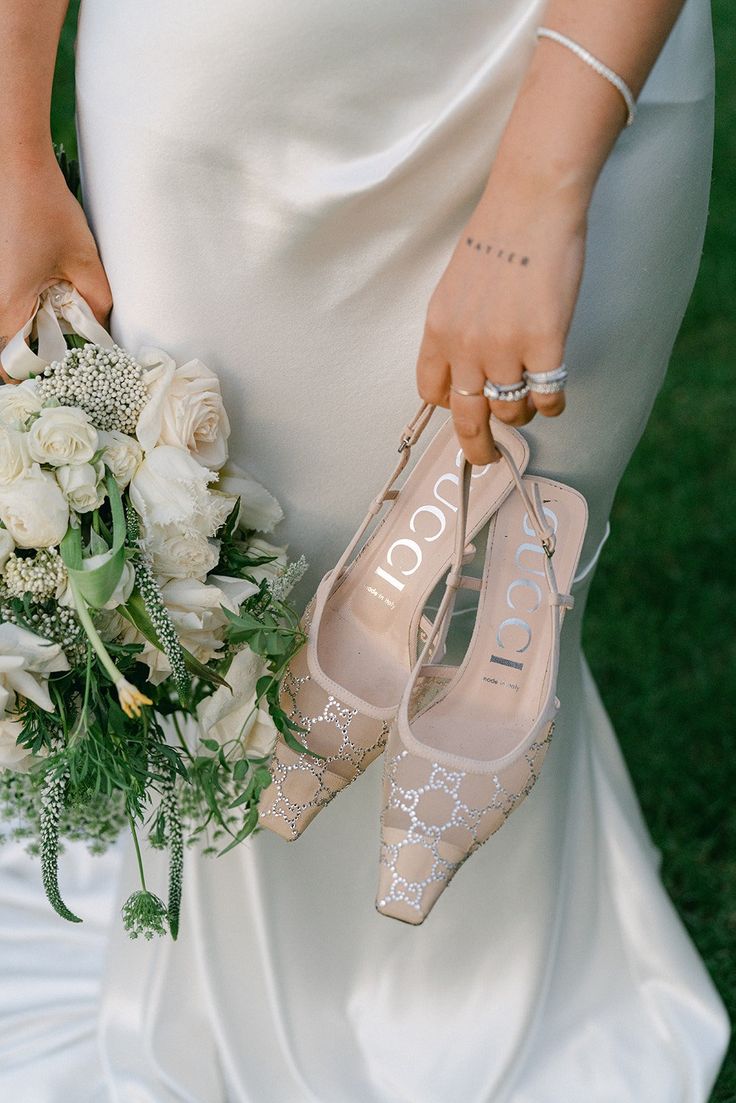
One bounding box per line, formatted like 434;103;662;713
0;0;729;1099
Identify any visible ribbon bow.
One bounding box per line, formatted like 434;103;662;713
0;282;114;381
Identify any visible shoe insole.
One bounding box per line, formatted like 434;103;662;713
316;418;528;709
416;477;588;761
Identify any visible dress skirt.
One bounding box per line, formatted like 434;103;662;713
0;0;728;1099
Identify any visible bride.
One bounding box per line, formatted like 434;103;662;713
0;0;729;1099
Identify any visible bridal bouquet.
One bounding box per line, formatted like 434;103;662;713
0;286;308;940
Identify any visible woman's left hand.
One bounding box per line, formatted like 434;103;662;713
416;168;589;465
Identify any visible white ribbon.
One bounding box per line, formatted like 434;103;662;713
0;281;114;381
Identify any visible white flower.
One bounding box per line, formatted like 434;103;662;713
129;444;222;536
27;405;99;468
0;465;69;548
197;646;277;758
143;523;220;581
0;424;32;486
0;379;42;428
136;349;231;469
0;529;14;571
0;718;38;773
0;622;69;720
56;461;106;513
215;461;283;533
0;623;68;773
161;577;243;664
98;430;143;488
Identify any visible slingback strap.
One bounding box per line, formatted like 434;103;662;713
398;402;435;452
0;281;115;381
324;401;437;593
494;440;556;557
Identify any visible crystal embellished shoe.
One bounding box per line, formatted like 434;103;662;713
257;404;530;841
375;446;588;923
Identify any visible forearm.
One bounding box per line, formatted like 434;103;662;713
0;0;70;167
487;0;687;206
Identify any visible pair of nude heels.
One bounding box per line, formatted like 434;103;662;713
257;403;588;924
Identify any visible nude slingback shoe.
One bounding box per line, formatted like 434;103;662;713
375;445;588;923
257;404;530;841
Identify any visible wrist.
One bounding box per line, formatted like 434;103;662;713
479;153;592;241
0;138;59;180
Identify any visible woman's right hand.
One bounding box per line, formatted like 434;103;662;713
0;153;112;383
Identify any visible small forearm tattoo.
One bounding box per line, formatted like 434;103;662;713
465;237;530;266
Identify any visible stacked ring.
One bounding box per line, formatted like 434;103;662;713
483;379;530;403
523;363;568;394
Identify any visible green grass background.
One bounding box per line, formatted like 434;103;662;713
51;3;736;1097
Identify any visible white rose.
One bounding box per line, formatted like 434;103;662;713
0;465;70;548
56;461;106;513
162;576;253;663
197;646;277;758
129;445;221;536
27;405;98;467
0;379;43;428
245;537;288;585
0;718;38;773
0;623;69;721
0;425;31;486
98;430;143;488
0;528;14;570
136;349;231;469
144;523;220;581
215;461;283;533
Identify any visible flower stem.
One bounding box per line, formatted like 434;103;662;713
128;814;147;892
69;579;122;687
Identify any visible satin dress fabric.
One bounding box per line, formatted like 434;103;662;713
0;0;730;1098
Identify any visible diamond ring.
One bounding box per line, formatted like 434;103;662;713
524;364;568;394
483;379;530;403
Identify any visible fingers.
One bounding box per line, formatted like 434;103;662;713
530;388;566;418
523;333;568;418
416;328;451;408
70;258;114;327
0;290;38;385
448;363;499;465
481;345;535;429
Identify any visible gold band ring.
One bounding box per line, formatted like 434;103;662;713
450;383;485;397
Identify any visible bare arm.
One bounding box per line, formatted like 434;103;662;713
0;0;111;378
0;0;70;164
418;0;690;464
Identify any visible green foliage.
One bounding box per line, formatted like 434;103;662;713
121;890;168;940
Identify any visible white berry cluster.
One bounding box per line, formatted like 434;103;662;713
3;547;68;601
37;343;149;434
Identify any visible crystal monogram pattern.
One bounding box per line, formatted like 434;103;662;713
258;620;390;841
376;720;555;923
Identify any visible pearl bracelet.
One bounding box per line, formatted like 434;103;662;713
535;26;637;127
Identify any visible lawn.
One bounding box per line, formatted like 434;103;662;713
51;3;735;1098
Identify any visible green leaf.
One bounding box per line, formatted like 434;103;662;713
217;806;259;856
60;474;127;608
201;738;219;752
233;759;250;782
